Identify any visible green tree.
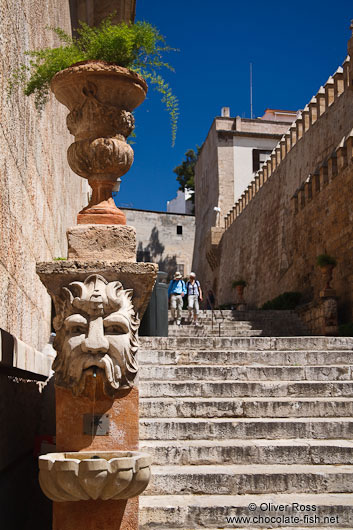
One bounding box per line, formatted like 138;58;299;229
173;147;200;203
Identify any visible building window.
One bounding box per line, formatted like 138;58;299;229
176;264;184;276
253;149;272;172
176;225;183;235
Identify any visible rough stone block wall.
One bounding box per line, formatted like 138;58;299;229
296;298;338;336
72;0;136;27
0;0;87;352
217;82;353;323
121;208;195;278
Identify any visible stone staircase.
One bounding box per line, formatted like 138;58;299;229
138;310;353;529
167;309;308;337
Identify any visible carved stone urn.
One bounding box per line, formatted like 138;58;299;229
50;61;148;224
319;264;335;290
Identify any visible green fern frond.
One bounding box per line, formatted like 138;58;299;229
8;17;179;144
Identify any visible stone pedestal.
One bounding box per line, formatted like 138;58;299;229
53;377;139;530
67;225;136;261
53;498;138;530
37;225;157;530
319;289;338;336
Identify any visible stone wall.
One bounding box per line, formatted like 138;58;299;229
0;0;88;353
214;50;353;324
121;208;195;278
296;297;339;337
0;3;88;522
71;0;136;28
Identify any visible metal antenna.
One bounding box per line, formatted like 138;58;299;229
250;62;253;119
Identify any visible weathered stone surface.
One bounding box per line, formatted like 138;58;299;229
140;418;353;441
140;439;353;465
139;335;353;351
39;451;151;501
122;208;195;278
0;328;54;378
72;0;136;28
51;61;147;225
49;274;139;397
140;380;353;398
36;260;157;318
146;464;353;495
67;224;136;262
54;380;141;530
139;348;353;366
297;296;339;336
0;0;88;351
140;493;353;529
140;397;353;418
139;314;353;528
140;364;352;382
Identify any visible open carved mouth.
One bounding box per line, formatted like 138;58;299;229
82;357;120;388
83;365;104;377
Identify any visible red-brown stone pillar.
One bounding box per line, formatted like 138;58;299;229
37;257;157;530
53;378;139;530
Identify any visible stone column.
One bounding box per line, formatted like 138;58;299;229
37;226;157;530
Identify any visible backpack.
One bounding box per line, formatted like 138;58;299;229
187;280;200;296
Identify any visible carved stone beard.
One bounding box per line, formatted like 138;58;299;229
52;275;139;397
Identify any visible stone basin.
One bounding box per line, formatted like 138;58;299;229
39;451;151;502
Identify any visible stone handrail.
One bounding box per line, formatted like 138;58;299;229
224;55;350;230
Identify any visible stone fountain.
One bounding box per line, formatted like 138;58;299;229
36;61;157;530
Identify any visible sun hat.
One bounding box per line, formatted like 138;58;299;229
174;271;182;279
189;272;196;277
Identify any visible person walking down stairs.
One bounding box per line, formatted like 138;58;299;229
186;272;203;326
168;271;186;325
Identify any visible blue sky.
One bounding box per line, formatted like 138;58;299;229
115;0;352;211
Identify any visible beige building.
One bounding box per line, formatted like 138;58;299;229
192;109;296;294
121;208;195;279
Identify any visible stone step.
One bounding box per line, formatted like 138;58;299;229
169;321;254;328
144;464;353;495
139;349;353;366
170;315;304;323
168;309;301;320
168;327;265;337
140;493;353;528
171;318;307;327
140;380;353;398
140;439;353;465
140;417;353;441
140;365;353;381
168;320;308;337
139;336;353;351
140;397;353;418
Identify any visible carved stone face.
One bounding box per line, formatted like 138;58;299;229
52;274;139;397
